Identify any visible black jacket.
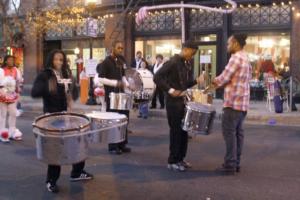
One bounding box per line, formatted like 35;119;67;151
98;55;126;101
154;54;196;100
31;68;78;113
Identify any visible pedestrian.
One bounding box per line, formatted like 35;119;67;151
138;59;150;119
150;54;165;109
131;51;143;70
0;55;23;142
31;49;93;193
212;34;252;174
98;41;132;155
154;41;205;172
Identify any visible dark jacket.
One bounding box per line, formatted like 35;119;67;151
154;54;196;101
31;68;78;113
98;55;126;101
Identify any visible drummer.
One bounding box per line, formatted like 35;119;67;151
154;41;205;172
212;34;251;174
97;41;132;155
31;49;93;193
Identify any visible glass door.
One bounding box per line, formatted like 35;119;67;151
194;45;217;88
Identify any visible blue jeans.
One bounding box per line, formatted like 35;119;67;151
139;102;149;118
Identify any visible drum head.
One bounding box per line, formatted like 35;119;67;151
125;68;143;91
186;102;215;113
86;111;127;120
33;113;90;135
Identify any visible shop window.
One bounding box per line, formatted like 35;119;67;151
135;39;181;65
245;34;290;79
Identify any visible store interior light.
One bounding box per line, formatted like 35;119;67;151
203;37;210;42
279;38;290;46
74;47;80;55
259;39;275;48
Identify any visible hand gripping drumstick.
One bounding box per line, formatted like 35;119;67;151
136;0;237;25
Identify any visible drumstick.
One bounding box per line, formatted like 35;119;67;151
203;85;216;94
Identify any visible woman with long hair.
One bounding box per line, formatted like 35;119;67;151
31;49;93;193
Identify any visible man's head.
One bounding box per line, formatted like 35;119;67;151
136;51;142;60
112;41;124;57
227;34;248;54
181;41;198;60
156;54;164;64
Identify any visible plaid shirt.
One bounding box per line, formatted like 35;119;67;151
214;51;252;111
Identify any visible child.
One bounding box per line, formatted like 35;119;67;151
138;59;149;119
0;55;23;142
31;49;93;193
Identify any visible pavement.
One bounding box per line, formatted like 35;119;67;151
0;116;299;200
20;96;300;127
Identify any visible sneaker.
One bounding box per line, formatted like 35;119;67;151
121;146;131;153
46;182;59;193
109;148;122;155
167;163;186;172
16;109;23;117
70;171;93;182
181;160;192;168
215;164;236;175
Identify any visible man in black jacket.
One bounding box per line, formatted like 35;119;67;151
154;41;204;172
97;41;132;155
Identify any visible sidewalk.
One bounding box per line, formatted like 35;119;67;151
20;96;300;127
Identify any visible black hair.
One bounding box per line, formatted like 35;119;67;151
112;40;123;48
2;55;15;68
232;34;248;48
156;54;163;60
44;49;70;79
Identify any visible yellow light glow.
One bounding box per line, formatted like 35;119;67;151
259;39;274;48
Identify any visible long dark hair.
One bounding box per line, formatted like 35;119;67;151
1;55;15;68
45;49;70;79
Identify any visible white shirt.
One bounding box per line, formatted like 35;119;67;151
135;59;142;70
153;62;164;74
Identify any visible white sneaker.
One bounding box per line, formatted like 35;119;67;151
10;128;23;141
16;109;23;117
167;163;186;172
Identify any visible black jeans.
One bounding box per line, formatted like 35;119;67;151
106;97;129;150
222;108;247;168
46;161;85;183
166;98;188;164
151;87;165;108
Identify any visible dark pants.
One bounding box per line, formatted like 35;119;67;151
222;108;247;168
151;87;165;108
46;161;85;183
166;98;188;164
106;97;129;150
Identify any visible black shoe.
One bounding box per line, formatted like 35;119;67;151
46;182;59;193
160;106;165;109
150;106;156;109
121;146;131;153
70;170;93;182
216;164;236;175
236;166;241;173
109;148;122;155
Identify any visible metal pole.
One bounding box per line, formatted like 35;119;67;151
180;1;185;43
289;76;293;112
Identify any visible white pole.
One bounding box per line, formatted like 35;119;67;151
181;1;185;43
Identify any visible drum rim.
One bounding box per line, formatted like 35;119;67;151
32;112;91;132
86;111;128;121
186;102;215;113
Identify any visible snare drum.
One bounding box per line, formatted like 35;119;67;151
86;112;127;144
32;112;92;165
182;102;216;135
109;92;133;110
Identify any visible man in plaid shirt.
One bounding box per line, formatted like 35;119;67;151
212;34;252;174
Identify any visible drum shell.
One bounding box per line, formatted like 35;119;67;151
33;126;92;165
90;117;127;144
182;103;216;135
109;92;133;110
